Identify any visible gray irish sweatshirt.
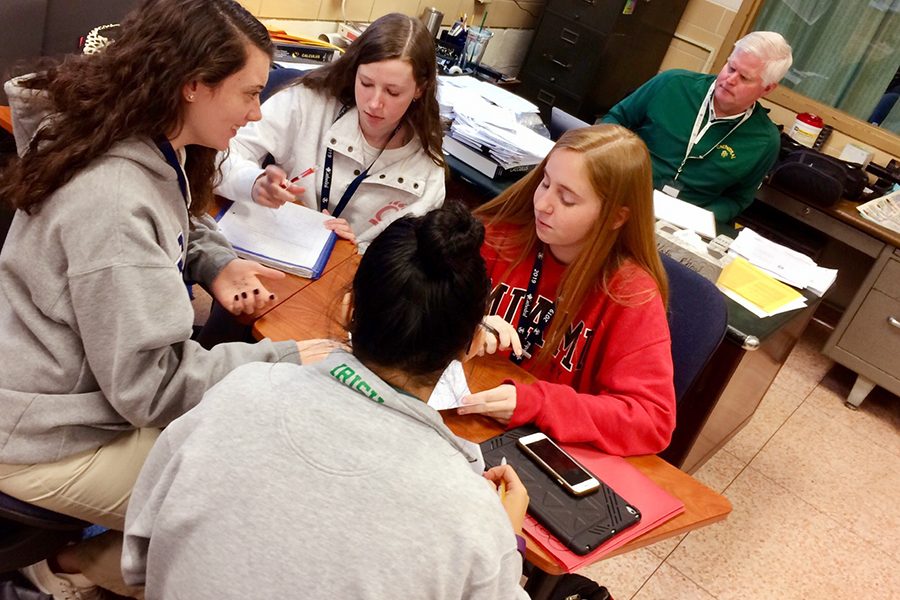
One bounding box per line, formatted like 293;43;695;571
0;79;299;464
123;352;529;599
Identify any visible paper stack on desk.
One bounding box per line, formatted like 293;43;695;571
438;75;554;174
652;190;717;239
727;228;837;296
716;257;807;317
856;187;900;235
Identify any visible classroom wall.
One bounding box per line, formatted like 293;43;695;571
658;0;741;74
240;0;897;163
237;0;543;77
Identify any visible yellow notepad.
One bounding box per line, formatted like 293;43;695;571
717;257;804;314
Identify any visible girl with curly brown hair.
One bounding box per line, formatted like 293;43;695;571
0;1;328;596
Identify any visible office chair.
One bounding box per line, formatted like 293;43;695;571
548;106;591;141
261;66;308;104
0;491;89;573
657;254;728;468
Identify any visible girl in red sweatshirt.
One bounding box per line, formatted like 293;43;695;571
460;124;675;456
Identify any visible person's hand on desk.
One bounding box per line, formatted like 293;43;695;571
484;462;529;535
322;210;357;245
211;258;285;315
458;384;517;425
251;165;305;208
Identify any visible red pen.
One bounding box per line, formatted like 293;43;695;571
289;165;316;184
280;166;316;189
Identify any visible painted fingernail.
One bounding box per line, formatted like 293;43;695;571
253;289;260;295
241;291;248;299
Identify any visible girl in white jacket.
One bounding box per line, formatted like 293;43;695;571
216;12;447;249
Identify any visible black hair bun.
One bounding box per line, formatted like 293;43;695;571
415;201;484;277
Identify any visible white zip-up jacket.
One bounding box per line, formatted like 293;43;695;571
216;84;446;247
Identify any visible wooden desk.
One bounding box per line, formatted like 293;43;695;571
0;106;11;135
253;258;732;577
241;239;357;323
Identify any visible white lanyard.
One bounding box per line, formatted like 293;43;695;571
675;82;752;180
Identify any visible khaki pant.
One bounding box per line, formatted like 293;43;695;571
0;428;159;598
0;428;160;529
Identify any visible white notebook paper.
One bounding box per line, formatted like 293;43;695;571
217;201;336;279
653;190;718;239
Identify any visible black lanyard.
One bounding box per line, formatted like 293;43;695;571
154;138;189;206
321;105;401;218
511;247;555;364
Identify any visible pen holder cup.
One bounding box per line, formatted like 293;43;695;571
462;27;493;70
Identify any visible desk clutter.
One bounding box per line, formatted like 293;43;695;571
482;427;684;570
267;28;344;65
654;202;838;317
856;187;900;235
438;75;554;179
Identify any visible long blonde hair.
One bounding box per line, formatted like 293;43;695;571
475;124;667;366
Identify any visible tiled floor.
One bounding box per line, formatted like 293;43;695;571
579;320;900;599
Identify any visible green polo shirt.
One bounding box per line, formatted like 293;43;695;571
602;69;780;223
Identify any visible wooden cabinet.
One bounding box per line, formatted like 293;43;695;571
516;0;689;122
823;246;900;407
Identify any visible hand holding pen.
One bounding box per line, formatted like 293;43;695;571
484;459;529;535
250;164;315;209
477;315;524;358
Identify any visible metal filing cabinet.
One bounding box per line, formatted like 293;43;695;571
823;246;900;407
517;0;689;122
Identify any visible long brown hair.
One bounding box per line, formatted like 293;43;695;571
299;13;444;167
475;124;668;367
0;0;273;217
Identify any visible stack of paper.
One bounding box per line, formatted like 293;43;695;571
727;228;837;297
438;75;539;116
437;75;554;171
856;188;900;235
717;257;807;317
653;190;717;238
216;201;336;279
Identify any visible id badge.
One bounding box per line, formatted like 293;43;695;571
661;179;683;198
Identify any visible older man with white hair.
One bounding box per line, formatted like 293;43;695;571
602;31;793;223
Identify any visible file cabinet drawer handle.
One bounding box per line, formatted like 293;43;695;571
537;90;556;106
545;55;572;69
560;28;579;45
581;0;596;5
889;316;900;330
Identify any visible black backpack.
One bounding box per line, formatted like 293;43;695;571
768;148;868;207
547;574;613;600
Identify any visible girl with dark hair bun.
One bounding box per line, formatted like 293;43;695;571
216;12;446;250
0;1;334;595
122;203;530;598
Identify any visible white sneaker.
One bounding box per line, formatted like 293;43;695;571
19;559;104;600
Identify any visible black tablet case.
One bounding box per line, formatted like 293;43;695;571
481;426;641;556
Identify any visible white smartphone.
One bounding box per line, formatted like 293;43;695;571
517;432;601;496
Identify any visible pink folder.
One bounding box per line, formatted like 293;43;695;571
524;443;685;571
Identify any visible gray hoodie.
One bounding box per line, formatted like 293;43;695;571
0;77;299;464
123;353;529;599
